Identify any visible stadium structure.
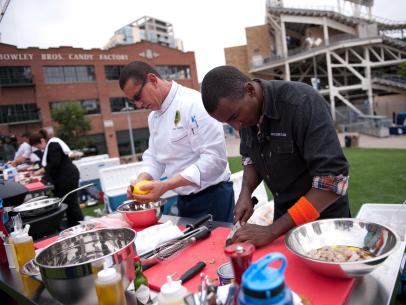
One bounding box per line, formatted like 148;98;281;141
225;0;406;136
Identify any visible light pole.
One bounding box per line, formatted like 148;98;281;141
121;101;136;157
305;37;323;91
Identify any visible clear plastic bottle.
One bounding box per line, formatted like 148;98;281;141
95;267;127;305
13;232;35;269
157;276;188;305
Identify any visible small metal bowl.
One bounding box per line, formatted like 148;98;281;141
116;199;166;227
285;218;400;278
59;223;97;238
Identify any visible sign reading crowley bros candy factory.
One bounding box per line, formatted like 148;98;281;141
0;53;129;61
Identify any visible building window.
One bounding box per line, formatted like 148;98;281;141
0;104;39;124
155;65;191;80
0;67;33;86
105;65;124;80
50;99;100;115
110;97;143;112
43;66;95;83
116;128;149;156
85;133;108;155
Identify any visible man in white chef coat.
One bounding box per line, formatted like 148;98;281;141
119;61;234;222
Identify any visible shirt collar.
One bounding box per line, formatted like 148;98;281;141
158;81;178;115
254;79;280;120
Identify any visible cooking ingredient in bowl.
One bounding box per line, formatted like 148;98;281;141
95;267;127;305
307;245;375;262
133;180;152;195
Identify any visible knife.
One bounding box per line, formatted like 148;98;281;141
225;197;258;246
178;261;206;283
183;214;213;234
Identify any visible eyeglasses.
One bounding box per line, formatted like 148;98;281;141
131;79;147;102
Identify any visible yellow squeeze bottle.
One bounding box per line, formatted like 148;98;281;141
13;232;35;269
95;267;127;305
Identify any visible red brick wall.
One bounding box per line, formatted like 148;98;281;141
0;42;199;157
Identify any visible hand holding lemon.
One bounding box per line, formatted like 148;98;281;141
132;180;152;195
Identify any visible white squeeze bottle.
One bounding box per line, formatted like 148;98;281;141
95;267;127;305
13;232;35;269
157;275;188;305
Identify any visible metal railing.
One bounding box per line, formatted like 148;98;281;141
266;1;406;26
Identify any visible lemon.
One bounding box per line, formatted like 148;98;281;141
133;180;151;195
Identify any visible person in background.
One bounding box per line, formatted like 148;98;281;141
119;61;234;222
29;129;83;227
201;65;350;246
9;132;31;166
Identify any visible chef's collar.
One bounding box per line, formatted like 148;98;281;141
158;81;178;115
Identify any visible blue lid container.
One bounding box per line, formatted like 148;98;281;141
238;252;293;305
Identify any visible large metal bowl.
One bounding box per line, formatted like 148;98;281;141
285;218;400;278
116;199;166;227
35;228;136;305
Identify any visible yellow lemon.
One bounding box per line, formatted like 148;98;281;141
133;180;151;195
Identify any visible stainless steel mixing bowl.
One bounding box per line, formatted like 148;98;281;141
285;218;399;278
117;199;166;227
35;228;136;305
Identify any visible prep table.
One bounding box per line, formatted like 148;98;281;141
0;204;405;305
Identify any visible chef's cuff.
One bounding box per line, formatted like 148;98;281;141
180;165;201;187
312;175;349;196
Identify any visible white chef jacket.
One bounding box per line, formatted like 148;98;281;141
14;142;31;160
139;81;231;195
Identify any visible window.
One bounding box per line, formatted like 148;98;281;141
85;133;108;155
0;104;39;124
43;66;95;83
50;99;100;115
0;67;33;86
110;97;143;112
105;65;124;80
155;65;191;80
116;128;149;156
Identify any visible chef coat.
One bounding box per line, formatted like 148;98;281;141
139;81;231;195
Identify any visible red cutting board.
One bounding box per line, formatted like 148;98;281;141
144;227;355;305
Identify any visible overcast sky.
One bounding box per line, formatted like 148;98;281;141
1;0;405;81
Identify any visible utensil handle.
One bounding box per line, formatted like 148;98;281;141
179;261;206;283
59;183;94;204
183;214;213;234
192;226;211;241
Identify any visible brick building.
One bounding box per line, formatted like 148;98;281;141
0;41;199;158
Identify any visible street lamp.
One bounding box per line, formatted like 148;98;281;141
121;101;136;157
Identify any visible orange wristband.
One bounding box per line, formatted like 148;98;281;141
287;196;320;226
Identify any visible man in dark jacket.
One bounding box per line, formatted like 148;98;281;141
201;65;350;247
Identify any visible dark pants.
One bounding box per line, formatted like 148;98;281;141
54;179;84;227
177;181;234;222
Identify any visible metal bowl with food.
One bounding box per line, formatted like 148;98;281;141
59;223;97;238
285;218;399;278
35;228;136;305
116;199;166;227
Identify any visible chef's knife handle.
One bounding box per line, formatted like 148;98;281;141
192;226;211;241
184;214;213;233
179;261;206;283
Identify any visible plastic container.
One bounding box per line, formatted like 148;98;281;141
95;267;127;305
3;165;17;181
157;276;188;305
13;232;35;268
238;252;293;305
0;199;9;264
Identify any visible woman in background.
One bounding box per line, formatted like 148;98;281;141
29;130;83;227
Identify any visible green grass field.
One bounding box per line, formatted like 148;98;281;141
228;148;406;216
